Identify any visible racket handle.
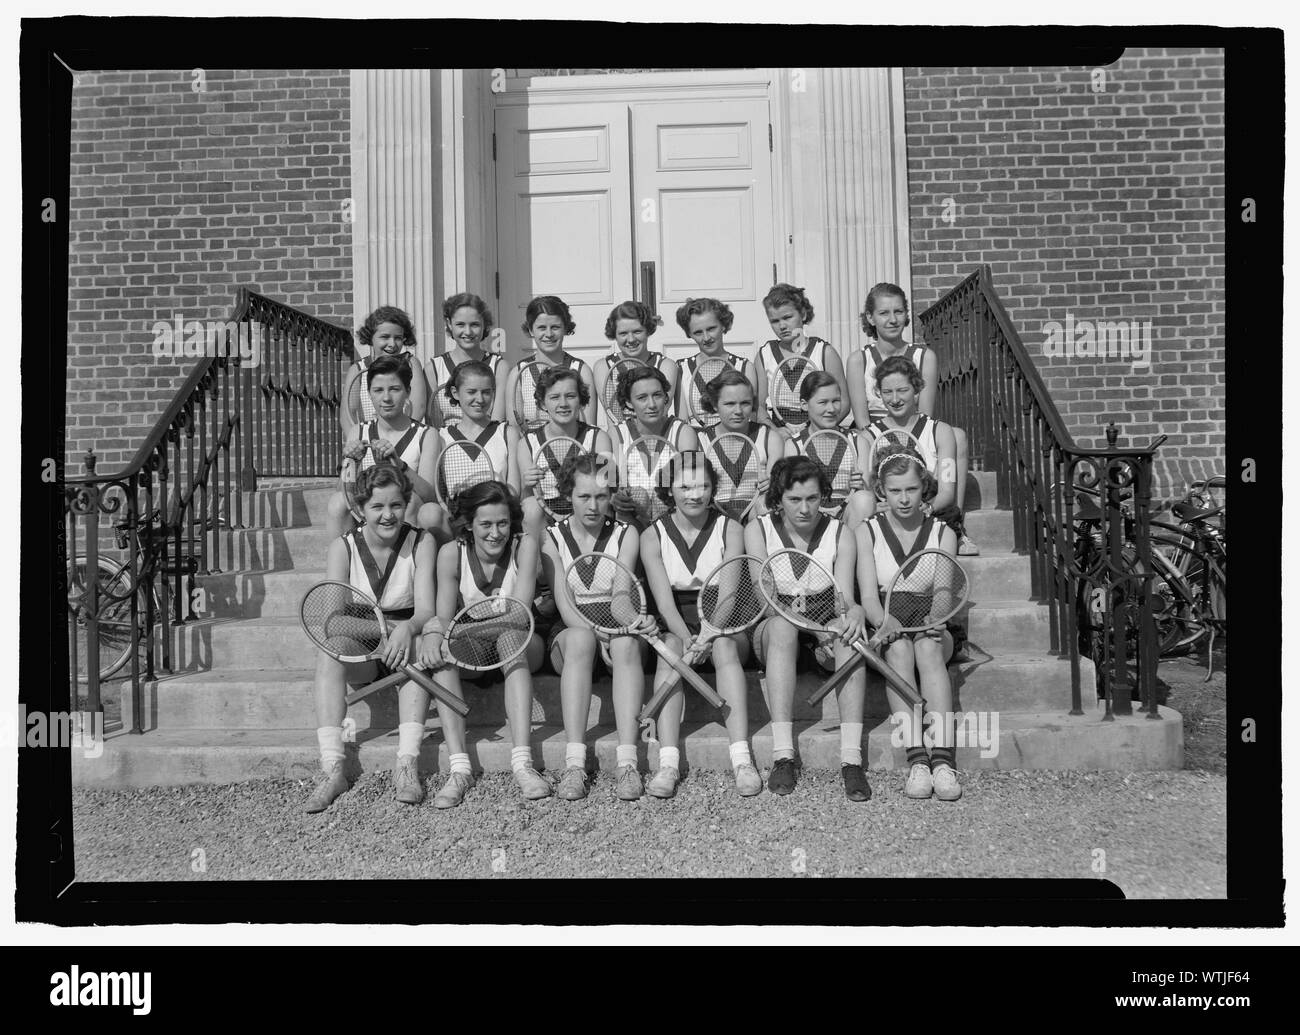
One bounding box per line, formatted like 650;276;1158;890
346;664;471;717
639;664;687;724
737;494;762;523
343;670;408;707
850;641;923;707
647;638;724;710
805;652;865;708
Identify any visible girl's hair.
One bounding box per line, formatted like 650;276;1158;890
860;282;910;338
522;295;576;336
533;364;590;408
871;447;938;503
357;306;416;352
354;462;412;506
701;367;753;415
556;451;613;501
616;364;671;412
675;296;734;335
442;292;494;334
604;300;662;340
447;359;496;407
873;355;926;394
450;480;524;542
764;455;830;511
668;450;718;498
367;353;413;390
800;369;840;403
762;283;815;323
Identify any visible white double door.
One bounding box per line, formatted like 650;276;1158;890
495;95;776;368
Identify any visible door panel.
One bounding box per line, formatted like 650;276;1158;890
495;104;633;367
632;100;775;361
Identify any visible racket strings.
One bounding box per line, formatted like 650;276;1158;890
566;556;645;631
302;586;383;656
760;556;841;627
771;360;812;426
888;552;969;627
805;432;854;503
536;440;581;517
439;445;495;501
445;598;533;668
707;435;759;517
688;358;727;426
698;561;765;633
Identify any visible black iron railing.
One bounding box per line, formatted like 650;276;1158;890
920;266;1164;718
64;289;352;732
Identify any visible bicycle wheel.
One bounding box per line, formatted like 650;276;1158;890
69;561;142;682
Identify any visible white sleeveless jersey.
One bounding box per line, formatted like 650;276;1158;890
345;524;424;617
698;420;777;469
456;534;524;609
867;415;940;474
524;421;600;460
612;416;692;456
651;510;732;595
756;336;852;429
428;352;503;427
440;420;510;481
758;512;843;573
357;350;418;424
862;342;931;420
864;514;946;594
546;515;632;575
359;418;431;471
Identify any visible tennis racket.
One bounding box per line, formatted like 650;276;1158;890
512;360;549;433
601;356;640;426
769;353;815;431
867;425;922;479
804;429;857;515
434;439;497;508
299;580;470;715
532;434;585;521
638;554;766;725
686;356;729;429
807;547;970;706
340;442;369;522
347;361;415;425
756;548;923;707
621;433;678;525
705;431;762;522
562;552;724;710
425;594;537;681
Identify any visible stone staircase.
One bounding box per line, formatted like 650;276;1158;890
74;471;1183;787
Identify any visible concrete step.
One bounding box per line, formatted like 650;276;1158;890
961;508;1014;552
72;702;1183;788
964;600;1055;651
134;652;1091;732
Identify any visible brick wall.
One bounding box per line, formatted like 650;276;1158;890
904;49;1225;493
66;69;352;473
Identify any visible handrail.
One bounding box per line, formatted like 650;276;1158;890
919;265;1164;717
64;289;352;733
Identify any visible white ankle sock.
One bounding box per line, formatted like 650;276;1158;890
448;752;472;777
564;741;586;770
772;721;795;760
397;722;425;759
510;746;533;773
729;741;753;769
317;726;345;770
658;747;680;771
616;744;638;768
840;722;863;767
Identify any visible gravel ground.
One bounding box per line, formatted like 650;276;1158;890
69;650;1227;897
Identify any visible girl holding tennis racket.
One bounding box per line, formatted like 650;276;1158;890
306;464;439;813
517;365;612;533
743;456;873;801
696;367;784;521
848;283;972;524
418;481;551;806
783;371;874;528
756;283;853;433
439;360;518;491
425;293;507;427
859;449;963;801
340;305;431;439
329;355;442;542
504;295;599;435
593;300;680;431
673;297;764;428
538;452;653;802
865;355;978;556
610;365;700;528
641;452;761;798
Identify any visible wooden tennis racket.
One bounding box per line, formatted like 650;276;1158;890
532;434;585;522
704;431;763;522
867;425;923;479
686;355;729;429
638;554;766;727
769;353;815;432
806;547;970;706
756;548;923;707
620;433;678;525
347;360;415;425
299;580;470;715
601;356;640;426
434;439;497;508
561;552;724;710
512;360;549;433
422;594;538;683
804;428;857;515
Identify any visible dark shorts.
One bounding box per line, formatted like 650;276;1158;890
751;616;836;671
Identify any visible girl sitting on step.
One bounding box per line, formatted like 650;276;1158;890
305;463;438;814
417;480;551;807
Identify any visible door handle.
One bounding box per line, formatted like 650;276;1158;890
639;261;656;306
